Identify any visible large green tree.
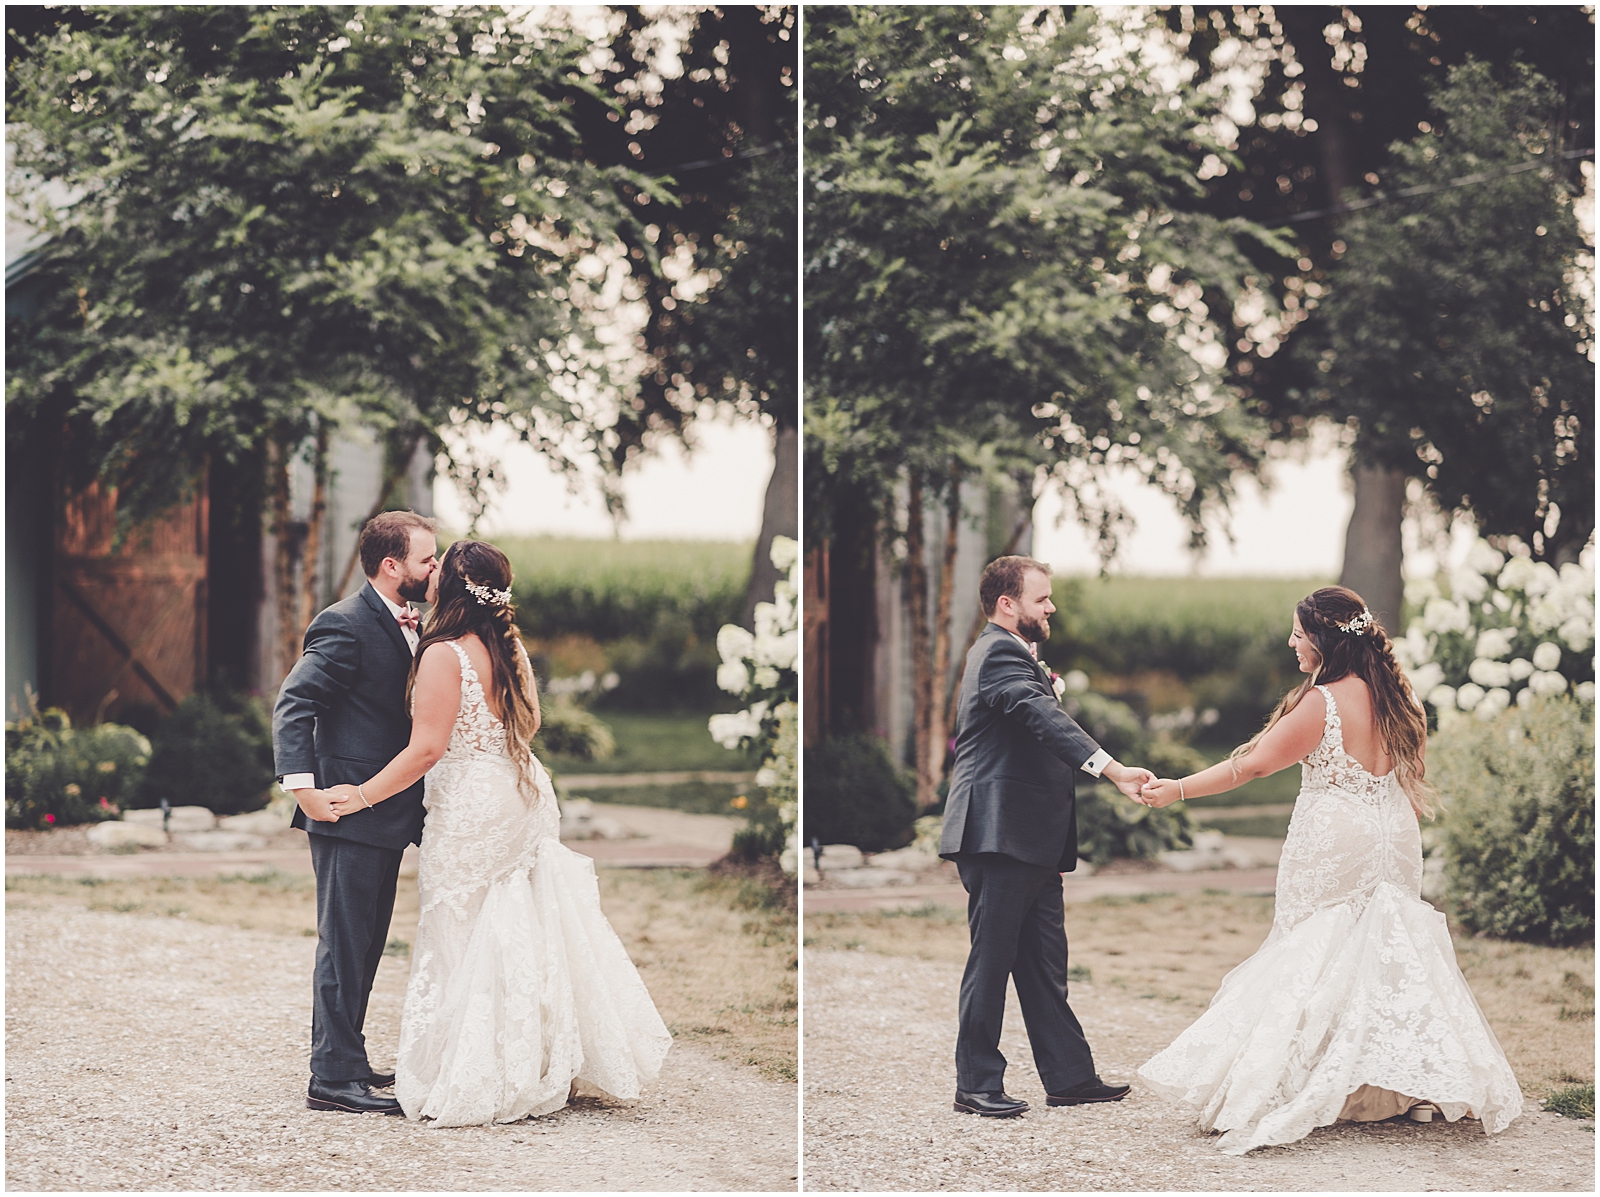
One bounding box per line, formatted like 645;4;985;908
1296;61;1593;574
1165;5;1595;627
805;5;1291;802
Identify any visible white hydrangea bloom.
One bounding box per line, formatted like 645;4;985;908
769;534;799;572
1516;686;1536;708
1474;627;1514;659
1455;682;1486;711
1404;576;1441;607
1527;593;1568;634
1559;613;1593;652
717;624;755;667
1063;669;1090;693
1466;541;1505;575
1508;657;1535;681
1467;658;1512;688
1528;670;1569;698
1577;681;1596;702
1525;561;1560;597
752;665;780;690
1450;568;1488;603
1423;598;1472;635
717;659;751;695
708;709;759;749
1427;684;1458;710
1497;556;1540;593
1532;641;1563;671
1475;687;1512;720
1408;662;1444;696
754;765;778;787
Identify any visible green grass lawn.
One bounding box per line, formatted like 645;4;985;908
543;711;757;775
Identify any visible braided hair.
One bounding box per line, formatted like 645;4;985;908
1232;585;1435;817
408;540;542;800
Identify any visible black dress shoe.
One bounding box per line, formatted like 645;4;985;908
307;1077;404;1115
953;1089;1029;1117
366;1071;396;1089
1045;1076;1132;1106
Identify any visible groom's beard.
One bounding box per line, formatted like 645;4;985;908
398;573;432;603
1016;615;1050;644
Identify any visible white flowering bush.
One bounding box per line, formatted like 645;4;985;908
1395;536;1595;723
709;536;800;873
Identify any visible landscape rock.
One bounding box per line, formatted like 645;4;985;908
802;864;820;886
865;846;943;874
123;806;215;833
217;810;289;835
817;844;864;871
86;822;168;850
558;799;637;841
173;831;268;853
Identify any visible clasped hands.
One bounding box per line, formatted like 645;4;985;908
1103;762;1185;809
292;784;371;823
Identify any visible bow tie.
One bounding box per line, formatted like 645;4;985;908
395;606;420;632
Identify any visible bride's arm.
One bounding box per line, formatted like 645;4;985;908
1142;688;1327;807
326;643;462;815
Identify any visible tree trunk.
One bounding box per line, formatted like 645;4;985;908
943;507;1033;734
268;436;301;687
1339;463;1407;637
741;423;800;628
904;471;934;809
297;423;329;637
925;466;962;806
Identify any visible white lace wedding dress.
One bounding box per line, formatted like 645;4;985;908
1138;684;1522;1155
394;641;672;1126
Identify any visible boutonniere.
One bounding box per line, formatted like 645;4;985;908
1047;667;1066;702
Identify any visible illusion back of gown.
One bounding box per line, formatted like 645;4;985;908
1138;684;1522;1154
395;640;672;1126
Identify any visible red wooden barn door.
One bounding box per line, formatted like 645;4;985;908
52;480;208;723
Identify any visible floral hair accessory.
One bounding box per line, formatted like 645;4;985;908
1336;607;1375;636
463;579;513;607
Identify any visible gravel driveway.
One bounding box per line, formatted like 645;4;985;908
6;906;798;1191
802;949;1594;1192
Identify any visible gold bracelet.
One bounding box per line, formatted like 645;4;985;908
358;783;373;809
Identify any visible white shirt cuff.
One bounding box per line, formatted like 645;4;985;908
280;773;317;791
1080;750;1113;778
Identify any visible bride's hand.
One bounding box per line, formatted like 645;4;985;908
325;784;365;816
1140;778;1184;808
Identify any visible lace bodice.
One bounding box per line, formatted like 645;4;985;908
417;640;559;920
1270;684;1422;935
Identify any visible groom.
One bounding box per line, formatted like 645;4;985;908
273;510;437;1115
939;556;1153;1117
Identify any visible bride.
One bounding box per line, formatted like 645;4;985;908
1135;585;1522;1155
324;539;671;1126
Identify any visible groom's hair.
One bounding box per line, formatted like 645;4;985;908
359;510;438;578
979;555;1052;616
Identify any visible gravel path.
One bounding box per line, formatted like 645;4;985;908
6;906;797;1191
802;949;1594;1192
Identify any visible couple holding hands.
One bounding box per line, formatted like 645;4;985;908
937;555;1521;1155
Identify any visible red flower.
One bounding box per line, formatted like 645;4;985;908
43;813;55;824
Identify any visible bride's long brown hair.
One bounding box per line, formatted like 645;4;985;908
408;540;542;798
1233;585;1435;817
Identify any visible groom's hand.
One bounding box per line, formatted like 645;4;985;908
293;787;340;823
1103;760;1155;803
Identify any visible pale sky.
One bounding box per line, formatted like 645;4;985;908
433;415;773;540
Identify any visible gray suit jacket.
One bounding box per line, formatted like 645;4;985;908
939;622;1104;871
272;583;427;850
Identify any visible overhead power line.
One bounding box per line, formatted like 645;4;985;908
1270;147;1595;226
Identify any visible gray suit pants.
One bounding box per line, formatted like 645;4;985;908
954;852;1096;1094
308;835;404;1082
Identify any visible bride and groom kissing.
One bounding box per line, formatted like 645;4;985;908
938;555;1522;1154
272;511;671;1126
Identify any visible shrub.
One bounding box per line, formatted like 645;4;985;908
1433;694;1594;945
802;733;917;852
5;701;150;829
533;699;615;761
592;615;724;713
1075;781;1194;866
133;691;276;816
1544;1082;1595;1120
